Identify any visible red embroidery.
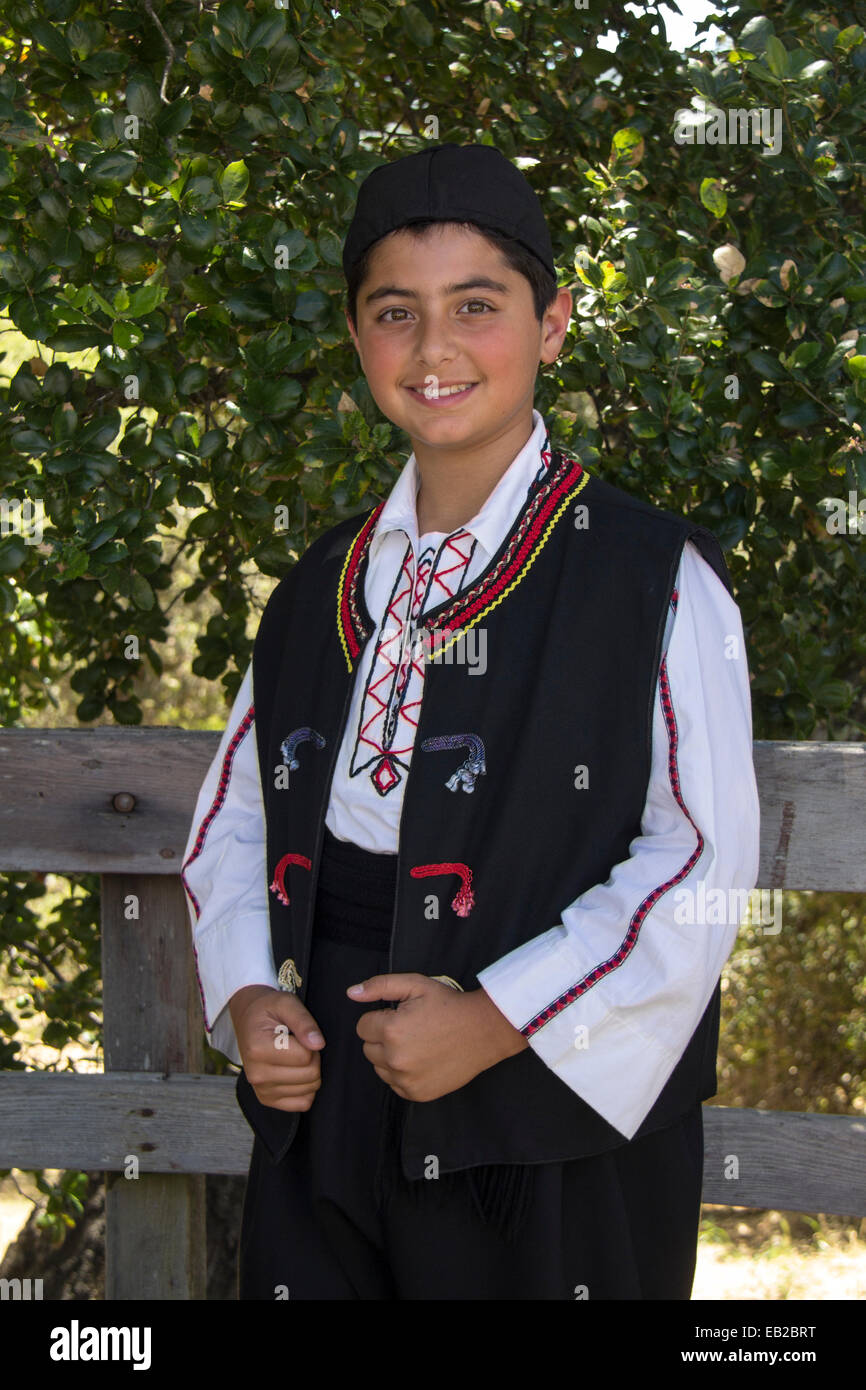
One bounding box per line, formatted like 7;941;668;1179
269;852;312;907
410;861;475;917
181;704;256;1031
352;531;476;795
341;504;384;661
420;455;582;636
339;451;585;666
520;654;705;1038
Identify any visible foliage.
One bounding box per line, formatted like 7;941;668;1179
718;892;866;1115
0;0;863;733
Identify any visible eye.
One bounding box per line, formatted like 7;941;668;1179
460;300;493;313
376;300;494;323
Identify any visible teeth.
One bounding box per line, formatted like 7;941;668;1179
416;383;473;397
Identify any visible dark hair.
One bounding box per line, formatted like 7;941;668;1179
345;218;559;329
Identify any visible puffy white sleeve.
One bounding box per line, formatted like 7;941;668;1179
476;539;761;1138
181;661;277;1066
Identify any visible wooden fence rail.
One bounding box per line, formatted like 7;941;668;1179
0;731;864;1299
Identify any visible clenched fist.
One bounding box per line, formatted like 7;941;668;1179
228;984;326;1112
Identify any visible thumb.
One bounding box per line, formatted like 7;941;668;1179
346;972;426;1005
268;990;326;1048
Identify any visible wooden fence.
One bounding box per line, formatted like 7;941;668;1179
0;730;864;1298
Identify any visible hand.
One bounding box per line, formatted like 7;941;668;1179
228;984;326;1112
347;974;528;1103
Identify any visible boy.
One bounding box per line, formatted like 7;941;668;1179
182;143;760;1300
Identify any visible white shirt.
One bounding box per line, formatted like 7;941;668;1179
182;409;760;1139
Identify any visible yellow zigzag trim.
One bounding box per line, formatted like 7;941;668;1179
336;516;370;672
336;461;591;669
429;464;591;661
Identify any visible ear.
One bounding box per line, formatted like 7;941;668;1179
345;309;361;359
540;286;573;365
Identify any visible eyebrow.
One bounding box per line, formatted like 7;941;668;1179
363;276;510;306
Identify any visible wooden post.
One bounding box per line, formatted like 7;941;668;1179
101;872;207;1300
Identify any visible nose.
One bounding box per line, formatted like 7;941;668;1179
413;310;458;370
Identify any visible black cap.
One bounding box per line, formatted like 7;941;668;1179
342;142;556;282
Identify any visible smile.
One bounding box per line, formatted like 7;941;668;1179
403;380;478;403
405;383;478;406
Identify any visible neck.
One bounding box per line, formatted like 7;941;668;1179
414;409;536;537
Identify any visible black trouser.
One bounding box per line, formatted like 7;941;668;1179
237;827;705;1300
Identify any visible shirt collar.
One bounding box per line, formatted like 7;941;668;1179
369;408;551;560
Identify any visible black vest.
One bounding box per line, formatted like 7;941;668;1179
237;441;732;1175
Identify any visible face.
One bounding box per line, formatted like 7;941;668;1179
345;224;571;463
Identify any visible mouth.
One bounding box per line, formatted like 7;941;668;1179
405;382;478;406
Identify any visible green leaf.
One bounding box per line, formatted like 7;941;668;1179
814;680;852;710
177;364;209;394
31;18;73;65
611;127;643;163
78;413;121;450
242;105;279;135
700;178;727;218
248;13;287;50
216;1;250;40
765;36;790;77
126;284;165;316
618;343;654;368
798;59;833;80
220;159;250;202
49;228;84;268
330;118;359;159
86;521;120;551
358;3;391;29
180;213;218;252
130;573;155;610
521;114;552;141
746;350;787;382
225;288;273;322
401;3;435;45
786;341;822;370
126;75;160;120
0;536;28;573
835;25;864;54
776;399;822;428
86;150;138;186
293;290;330;322
11;429;51;454
157;97;193;136
112;321;143;350
621;243;648;290
737;16;775;54
53;402;78;441
245;377;302;416
628;411;662;439
317;229;343;266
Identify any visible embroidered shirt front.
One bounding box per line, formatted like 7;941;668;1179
331;408;550;844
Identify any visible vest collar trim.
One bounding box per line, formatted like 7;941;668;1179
337;449;590;672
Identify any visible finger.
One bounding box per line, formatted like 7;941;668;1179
354;1009;391;1044
256;1074;322;1100
255;993;326;1048
346;972;427;1004
255;1089;320;1113
246;1057;321;1087
247;1032;318;1067
359;1039;388;1068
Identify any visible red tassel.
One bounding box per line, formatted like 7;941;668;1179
269;852;311;906
410;862;475;917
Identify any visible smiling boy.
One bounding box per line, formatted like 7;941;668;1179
182;143;760;1300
